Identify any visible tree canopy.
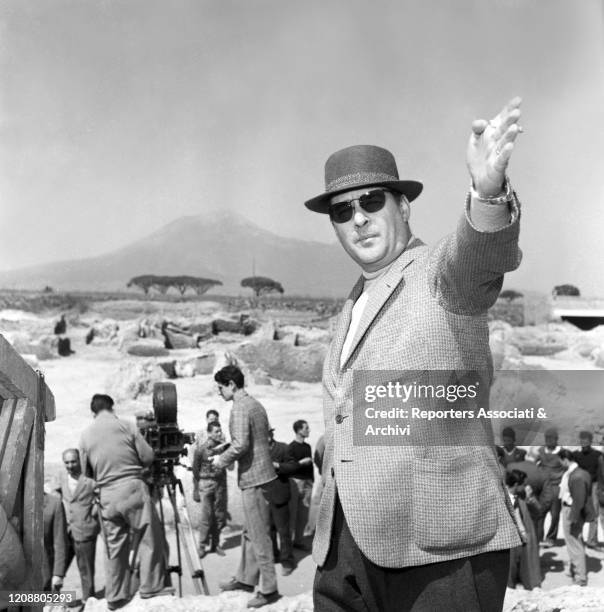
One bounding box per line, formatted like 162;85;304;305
499;289;524;301
127;275;222;296
240;276;284;297
552;284;580;297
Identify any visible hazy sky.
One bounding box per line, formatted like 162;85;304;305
1;0;603;295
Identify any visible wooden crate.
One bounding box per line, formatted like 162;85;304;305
0;334;55;592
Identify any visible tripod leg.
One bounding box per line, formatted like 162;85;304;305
174;479;210;595
166;484;183;597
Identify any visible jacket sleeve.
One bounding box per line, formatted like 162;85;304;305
215;403;249;469
276;445;299;477
192;447;202;483
130;422;155;467
78;434;93;479
314;436;325;475
598;455;604;507
568;474;589;524
428;194;522;315
52;498;68;577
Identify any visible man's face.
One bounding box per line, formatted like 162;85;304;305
207;413;219;424
217;382;234;402
502;435;515;450
329;188;411;273
209;426;222;443
63;451;81;478
545;434;558;449
579;436;591;450
299;422;310;439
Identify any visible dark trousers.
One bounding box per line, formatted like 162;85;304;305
314;497;510;612
66;535;97;600
269;501;295;569
545;492;561;542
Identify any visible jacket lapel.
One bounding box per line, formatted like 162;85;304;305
341;238;423;370
72;474;86;498
327;276;364;381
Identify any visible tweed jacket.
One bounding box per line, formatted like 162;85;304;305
313;202;524;568
55;472;100;542
568;466;597;524
215;391;277;489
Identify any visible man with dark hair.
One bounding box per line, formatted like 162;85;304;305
192;421;228;558
504;470;541;590
572;430;602;549
496;427;527;467
288;420;314;550
79;393;171;609
536;427;566;547
558;448;596;586
304;98;524;611
194;408;224;450
212;365;279;608
54;448;99;602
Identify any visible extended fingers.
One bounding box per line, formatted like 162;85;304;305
493;141;514;171
493;97;523;132
471;119;489;137
497;122;522;150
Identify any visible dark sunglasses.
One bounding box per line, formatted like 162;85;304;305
328;189;388;224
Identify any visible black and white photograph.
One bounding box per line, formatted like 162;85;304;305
1;1;603;611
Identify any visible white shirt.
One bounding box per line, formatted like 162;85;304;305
339;253;402;368
67;474;79;495
559;462;578;506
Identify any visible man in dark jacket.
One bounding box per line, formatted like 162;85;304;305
288;420;314;550
536;428;567;546
43;491;68;592
572;431;602;549
268;427;298;576
558;449;596;586
507;460;555;541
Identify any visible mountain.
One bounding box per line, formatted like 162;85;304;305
0;211;358;297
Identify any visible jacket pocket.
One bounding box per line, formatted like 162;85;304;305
412;454;498;552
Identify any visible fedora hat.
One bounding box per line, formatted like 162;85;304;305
304;144;423;214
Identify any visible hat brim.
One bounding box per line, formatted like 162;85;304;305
304;180;423;214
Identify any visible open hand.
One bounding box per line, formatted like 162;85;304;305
467;97;523;197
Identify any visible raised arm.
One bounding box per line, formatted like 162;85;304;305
429;97;524;314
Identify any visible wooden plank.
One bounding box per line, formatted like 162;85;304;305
0;378;16;401
0;335;55;421
0;398;17;472
0;399;34;517
22;399;44;590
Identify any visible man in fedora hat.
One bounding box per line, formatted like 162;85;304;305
306;97;524;612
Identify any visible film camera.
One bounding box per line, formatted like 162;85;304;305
135;382;209;595
136;382;195;485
